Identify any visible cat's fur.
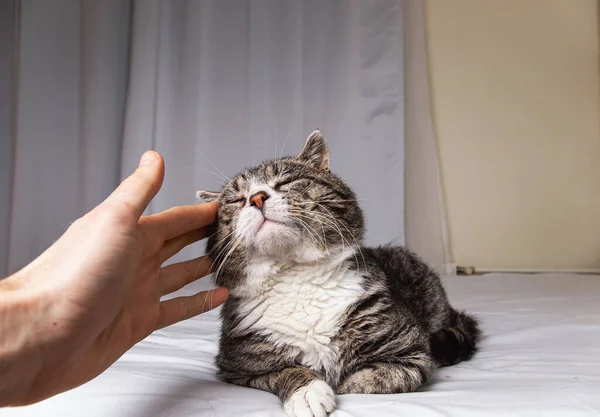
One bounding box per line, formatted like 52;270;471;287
199;131;481;417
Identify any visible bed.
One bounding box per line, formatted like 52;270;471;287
5;273;600;417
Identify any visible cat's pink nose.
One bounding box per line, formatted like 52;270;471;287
250;191;269;209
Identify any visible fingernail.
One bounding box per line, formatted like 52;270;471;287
139;150;159;166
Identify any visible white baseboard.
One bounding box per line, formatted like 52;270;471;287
468;267;600;275
442;263;457;276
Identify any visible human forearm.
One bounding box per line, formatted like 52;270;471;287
0;280;50;406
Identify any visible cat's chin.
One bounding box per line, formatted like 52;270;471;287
250;222;301;256
256;218;282;234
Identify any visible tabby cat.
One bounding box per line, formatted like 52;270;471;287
198;131;481;417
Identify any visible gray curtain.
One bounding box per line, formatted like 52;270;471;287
0;0;16;277
1;0;131;275
403;0;453;275
0;0;441;278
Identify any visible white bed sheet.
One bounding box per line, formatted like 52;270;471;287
4;274;600;417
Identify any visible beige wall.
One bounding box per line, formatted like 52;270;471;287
424;0;600;270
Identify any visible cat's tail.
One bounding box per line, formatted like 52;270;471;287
429;309;482;367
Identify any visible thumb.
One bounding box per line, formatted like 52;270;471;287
106;151;165;219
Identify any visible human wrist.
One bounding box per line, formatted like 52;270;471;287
0;277;52;406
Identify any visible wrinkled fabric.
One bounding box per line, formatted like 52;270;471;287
6;273;600;416
1;0;406;277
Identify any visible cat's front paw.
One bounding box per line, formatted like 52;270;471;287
283;380;336;417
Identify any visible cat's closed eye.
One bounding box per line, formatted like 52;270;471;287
273;177;301;190
226;197;245;206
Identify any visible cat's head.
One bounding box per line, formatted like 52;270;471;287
199;130;364;292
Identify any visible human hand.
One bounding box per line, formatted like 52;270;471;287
0;151;228;406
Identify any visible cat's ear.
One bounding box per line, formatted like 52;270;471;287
196;190;220;202
297;130;330;171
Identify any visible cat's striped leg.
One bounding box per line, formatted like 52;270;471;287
228;367;336;417
217;333;337;416
336;353;434;394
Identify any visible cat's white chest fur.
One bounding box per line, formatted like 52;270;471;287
236;255;363;376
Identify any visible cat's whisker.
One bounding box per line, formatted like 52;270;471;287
213;240;241;289
292;206;361;275
278;116;295;158
307;214;351;276
290;213;330;254
250;93;279;159
291;209;359;278
192;229;235;333
311;202;368;274
193;146;231;182
191;230;235;283
317;213;327;243
203;227;251;339
211;233;239;269
296;199;366;204
291;208;357;267
211;220;255;276
294;210;348;254
181;165;230;183
290;209;351;249
301;218;329;251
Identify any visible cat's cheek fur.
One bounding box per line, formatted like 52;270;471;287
283;380;336;417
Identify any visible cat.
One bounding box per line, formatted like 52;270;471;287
198;130;481;417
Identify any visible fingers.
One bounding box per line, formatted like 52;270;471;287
147;202;218;241
106;151;165;219
156;287;229;329
158;226;211;262
159;255;213;296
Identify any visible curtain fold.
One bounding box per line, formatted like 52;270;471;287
121;0;406;269
0;0;17;277
0;0;436;278
4;0;131;274
404;0;453;274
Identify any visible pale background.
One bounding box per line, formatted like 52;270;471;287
2;0;599;276
424;0;600;271
1;0;425;277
